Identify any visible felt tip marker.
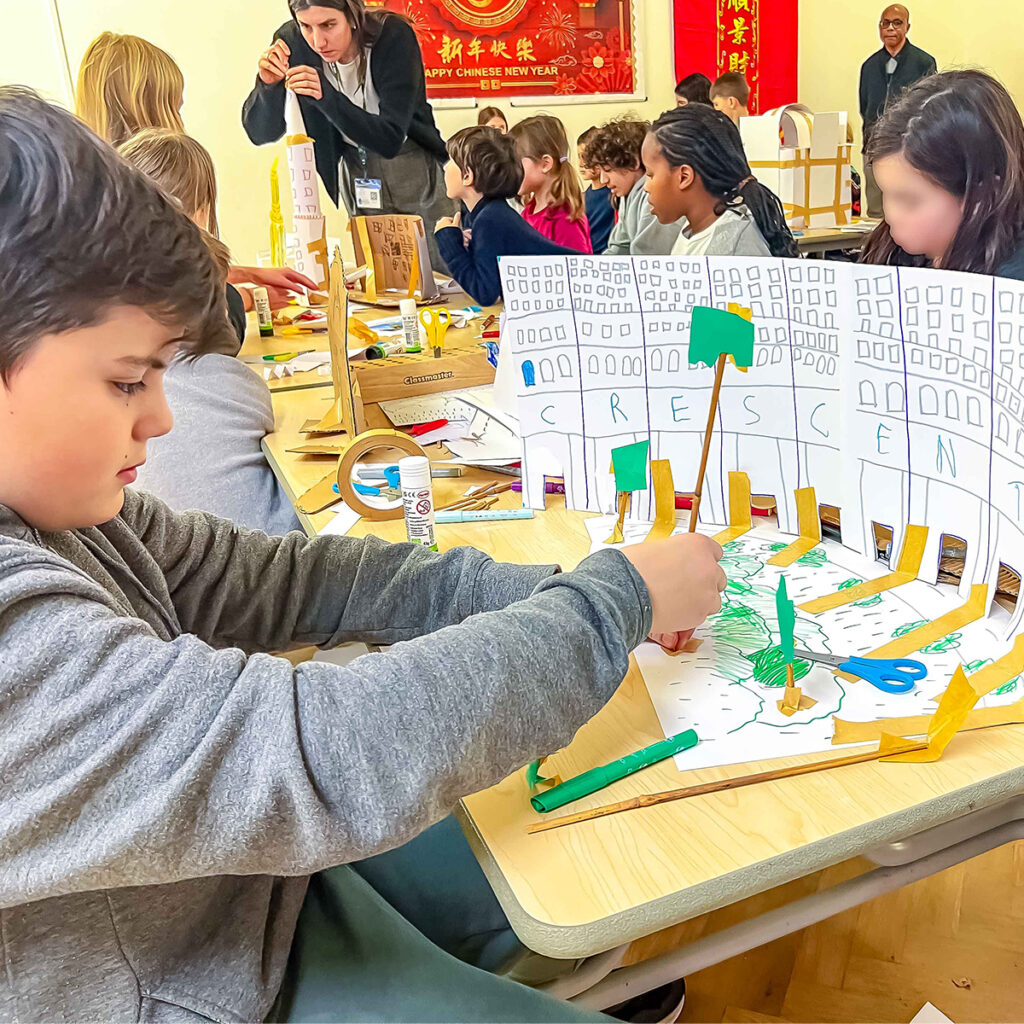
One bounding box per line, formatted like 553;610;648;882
435;508;534;524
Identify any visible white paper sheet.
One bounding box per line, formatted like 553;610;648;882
319;502;361;537
584;517;1021;773
499;255;1024;638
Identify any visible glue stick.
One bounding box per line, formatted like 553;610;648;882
399;455;437;550
400;298;422;353
254;287;274;338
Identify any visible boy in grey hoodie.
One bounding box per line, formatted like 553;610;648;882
0;88;725;1023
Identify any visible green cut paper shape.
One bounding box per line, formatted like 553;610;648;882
689;305;755;368
611;440;650;493
775;574;796;665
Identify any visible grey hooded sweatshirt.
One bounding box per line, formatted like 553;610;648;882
0;489;650;1023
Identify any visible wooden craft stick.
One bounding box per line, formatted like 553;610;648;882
689;352;728;532
526;741;929;835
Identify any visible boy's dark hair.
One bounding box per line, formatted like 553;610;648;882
583;117;650;171
577;126;599;147
675;72;712;106
650;105;799;259
446;126;523;198
710;71;750;106
0;86;232;381
862;70;1024;276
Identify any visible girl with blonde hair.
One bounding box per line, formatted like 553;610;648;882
508;114;592;253
75;31;184;146
118;128;302;536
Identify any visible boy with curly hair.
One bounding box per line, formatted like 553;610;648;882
583;116;686;255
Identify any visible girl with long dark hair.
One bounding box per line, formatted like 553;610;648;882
642;104;799;259
861;69;1024;278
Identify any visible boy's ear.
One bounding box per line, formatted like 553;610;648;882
463;166;475;188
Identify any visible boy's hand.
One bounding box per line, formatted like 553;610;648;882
258;40;290;85
286;66;323;101
649;629;695;652
435;211;462;234
622;534;726;635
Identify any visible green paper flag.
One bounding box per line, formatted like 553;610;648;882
611;440;650;493
776;575;796;665
689;306;755;368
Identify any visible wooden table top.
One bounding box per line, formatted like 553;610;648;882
261;322;1024;962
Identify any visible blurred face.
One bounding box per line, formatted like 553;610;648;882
444;158;473;200
486;116;508;133
873;151;964;264
0;307;178;530
676;94;689;107
296;5;357;64
519;154;551;194
598;163;643;198
879;5;909;52
713;95;740;124
641;133;691;224
577;144;597;182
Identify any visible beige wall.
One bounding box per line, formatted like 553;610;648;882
9;1;1023;262
799;0;1024;155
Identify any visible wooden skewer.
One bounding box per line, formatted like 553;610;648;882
688;352;728;532
525;740;929;835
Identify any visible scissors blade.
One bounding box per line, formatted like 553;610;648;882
793;648;845;669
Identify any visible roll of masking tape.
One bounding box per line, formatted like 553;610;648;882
336;429;428;521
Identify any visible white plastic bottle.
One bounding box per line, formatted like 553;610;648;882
399;297;422;353
399;455;437;550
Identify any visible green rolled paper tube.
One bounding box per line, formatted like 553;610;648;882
530;729;700;813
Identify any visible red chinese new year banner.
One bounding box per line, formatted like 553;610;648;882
673;0;797;114
368;0;638;100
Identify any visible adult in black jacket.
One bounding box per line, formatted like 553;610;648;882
858;4;936;218
243;0;454;270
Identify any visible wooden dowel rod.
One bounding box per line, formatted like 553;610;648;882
526;741;929;835
689;353;728;532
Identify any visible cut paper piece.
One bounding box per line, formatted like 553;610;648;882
319;502;362;537
604;491;629;545
712;471;753;544
881;667;981;763
835;584;989;682
312;250;364;436
800;524;929;614
644;460;677;542
883;635;1024;763
688;304;755;368
525;756;561;792
778;682;817;717
768;487;821;567
611;440;650;492
833;694;1024;745
666;637;703;656
296;470;341;515
777;575;796;664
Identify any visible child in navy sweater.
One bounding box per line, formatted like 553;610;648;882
435;127;577;306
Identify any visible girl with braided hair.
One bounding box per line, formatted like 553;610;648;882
642;104;799;259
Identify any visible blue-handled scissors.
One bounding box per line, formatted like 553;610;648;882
793;648;926;694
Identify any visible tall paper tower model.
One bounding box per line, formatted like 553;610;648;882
285;91;329;290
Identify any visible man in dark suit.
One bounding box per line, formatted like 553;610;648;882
859;4;936;217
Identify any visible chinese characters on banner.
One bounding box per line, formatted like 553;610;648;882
365;0;638;99
672;0;797;114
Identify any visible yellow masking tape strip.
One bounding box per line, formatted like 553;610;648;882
833;694;1024;745
354;218;379;302
882;635;1024;763
713;471;753;545
768;487;821;567
835;584;989;681
799;525;929;614
645;459;677;542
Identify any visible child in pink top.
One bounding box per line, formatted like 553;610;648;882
509;115;592;253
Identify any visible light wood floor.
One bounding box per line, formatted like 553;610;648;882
624;842;1024;1023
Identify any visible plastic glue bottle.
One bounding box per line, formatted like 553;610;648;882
399;456;437;550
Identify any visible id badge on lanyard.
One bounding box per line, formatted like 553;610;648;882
354;145;382;211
